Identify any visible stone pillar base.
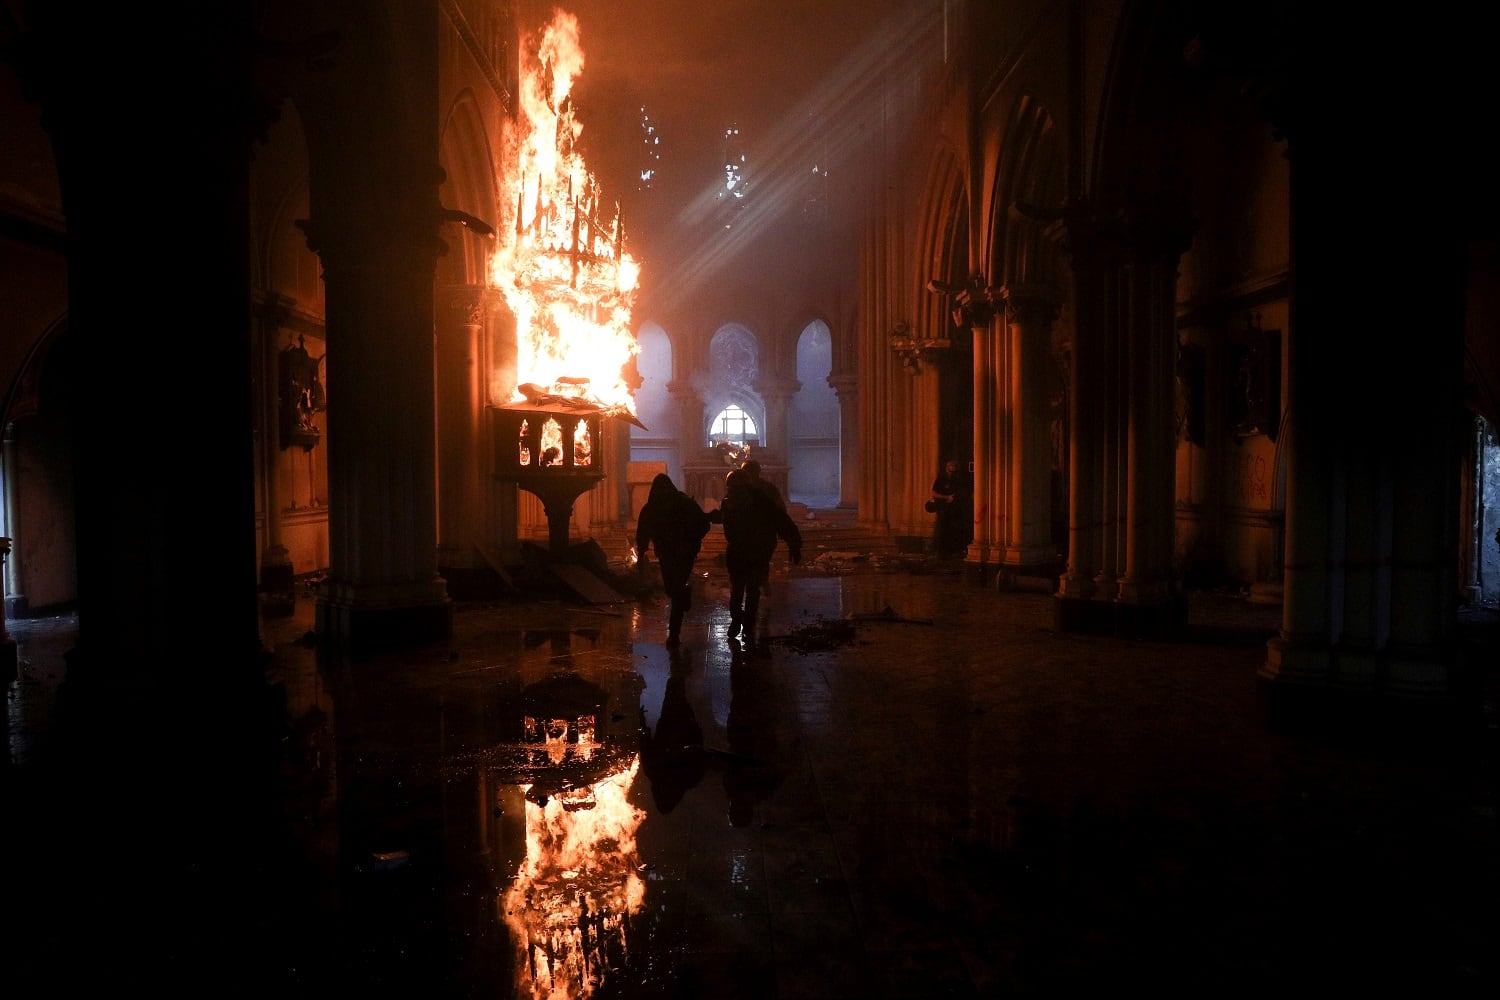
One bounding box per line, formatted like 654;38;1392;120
1382;646;1456;700
1001;545;1060;568
1261;633;1332;685
1056;572;1093;600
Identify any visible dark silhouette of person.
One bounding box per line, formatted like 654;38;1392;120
634;472;711;646
930;457;972;558
737;458;786;512
709;469;801;643
637;646;704;814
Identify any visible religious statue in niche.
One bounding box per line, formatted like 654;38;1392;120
1229;324;1280;441
279;335;326;451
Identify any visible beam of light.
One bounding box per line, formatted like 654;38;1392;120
646;5;944;315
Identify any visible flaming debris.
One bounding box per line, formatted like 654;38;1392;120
493;8;641;420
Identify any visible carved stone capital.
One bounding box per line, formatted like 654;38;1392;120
888;321;951;374
826;373;857;400
753;376;801;402
926;271;1004;329
296;213;447;272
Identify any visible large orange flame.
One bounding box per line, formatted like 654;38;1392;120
493;9;641;415
501;760;646;999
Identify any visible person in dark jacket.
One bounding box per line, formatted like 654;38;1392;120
635;473;712;645
930;457;973;558
738;458;786;513
709;469;802;643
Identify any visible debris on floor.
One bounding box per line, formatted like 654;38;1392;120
849;604;934;625
770;617;861;653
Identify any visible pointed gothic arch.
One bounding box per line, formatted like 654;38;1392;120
788;318;840;503
913;147;974;497
438;89;501;286
705;323;763;432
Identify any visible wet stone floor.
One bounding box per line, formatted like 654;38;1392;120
4;562;1498;997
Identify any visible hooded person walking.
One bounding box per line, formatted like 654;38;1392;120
709;469;802;644
635;472;712;646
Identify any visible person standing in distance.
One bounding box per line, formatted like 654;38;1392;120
930;457;973;558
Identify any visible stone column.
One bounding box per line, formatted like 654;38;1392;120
1384;301;1463;697
971;302;1006;575
755;375;800;462
827;373;859;509
668;378;704;475
1330;460;1384;687
1115;200;1192;630
1458;418;1484;605
435;285;489;571
2;422;27;619
0;537;14;683
1002;287;1061;568
1264;127;1344;687
1264;350;1338;685
28;2;267;683
305;215;452;654
1048;206;1122;613
253;294;297;618
1095;259;1128;599
856;212;896;530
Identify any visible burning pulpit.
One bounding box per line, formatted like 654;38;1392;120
488;8;645;599
494;386;609;555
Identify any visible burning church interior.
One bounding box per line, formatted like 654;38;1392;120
0;0;1487;664
1;0;1498;994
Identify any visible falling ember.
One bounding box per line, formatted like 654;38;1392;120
493;9;641;416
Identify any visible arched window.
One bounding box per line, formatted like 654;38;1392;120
633;322;673;433
707;404;758;447
628;321;681;481
789;319;840;502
